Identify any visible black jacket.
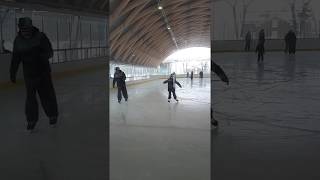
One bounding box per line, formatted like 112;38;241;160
113;70;126;87
10;27;53;79
163;77;182;91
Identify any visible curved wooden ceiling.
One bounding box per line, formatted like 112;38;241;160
110;0;211;66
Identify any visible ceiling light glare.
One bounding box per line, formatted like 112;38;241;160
158;6;163;10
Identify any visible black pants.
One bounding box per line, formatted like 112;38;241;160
168;89;177;99
117;86;128;101
25;73;58;123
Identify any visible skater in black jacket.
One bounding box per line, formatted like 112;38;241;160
10;17;58;132
163;72;182;102
285;30;297;54
113;67;128;103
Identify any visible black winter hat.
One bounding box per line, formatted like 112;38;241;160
18;17;33;28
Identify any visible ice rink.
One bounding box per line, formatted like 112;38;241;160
212;51;320;180
110;78;211;180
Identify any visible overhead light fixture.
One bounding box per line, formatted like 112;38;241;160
158;6;163;10
167;26;171;30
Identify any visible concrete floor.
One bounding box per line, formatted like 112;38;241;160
110;78;210;180
0;70;108;180
212;51;320;180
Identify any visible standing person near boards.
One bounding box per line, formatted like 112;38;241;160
10;17;58;132
256;29;266;62
285;30;297;55
244;31;252;51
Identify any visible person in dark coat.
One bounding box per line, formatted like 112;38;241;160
163;72;182;102
286;30;297;54
211;61;229;128
284;32;289;54
113;67;128;103
187;72;189;78
10;17;58;132
199;71;204;78
190;71;194;80
244;31;252;51
255;29;266;62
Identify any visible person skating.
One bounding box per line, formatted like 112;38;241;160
163;72;182;102
284;32;289;54
10;17;58;132
113;67;128;103
256;29;265;62
286;30;297;55
244;31;252;51
199;71;204;78
211;61;229;128
190;71;194;80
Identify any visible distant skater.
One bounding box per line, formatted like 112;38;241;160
199;71;204;78
285;30;297;55
163;72;182;103
256;29;265;62
284;33;289;54
190;71;194;80
10;17;58;132
113;67;128;103
244;31;252;51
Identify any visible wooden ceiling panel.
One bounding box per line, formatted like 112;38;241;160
110;0;210;66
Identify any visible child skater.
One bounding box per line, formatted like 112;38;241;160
163;72;182;102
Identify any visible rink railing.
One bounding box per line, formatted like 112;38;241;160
50;46;108;64
213;39;320;52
